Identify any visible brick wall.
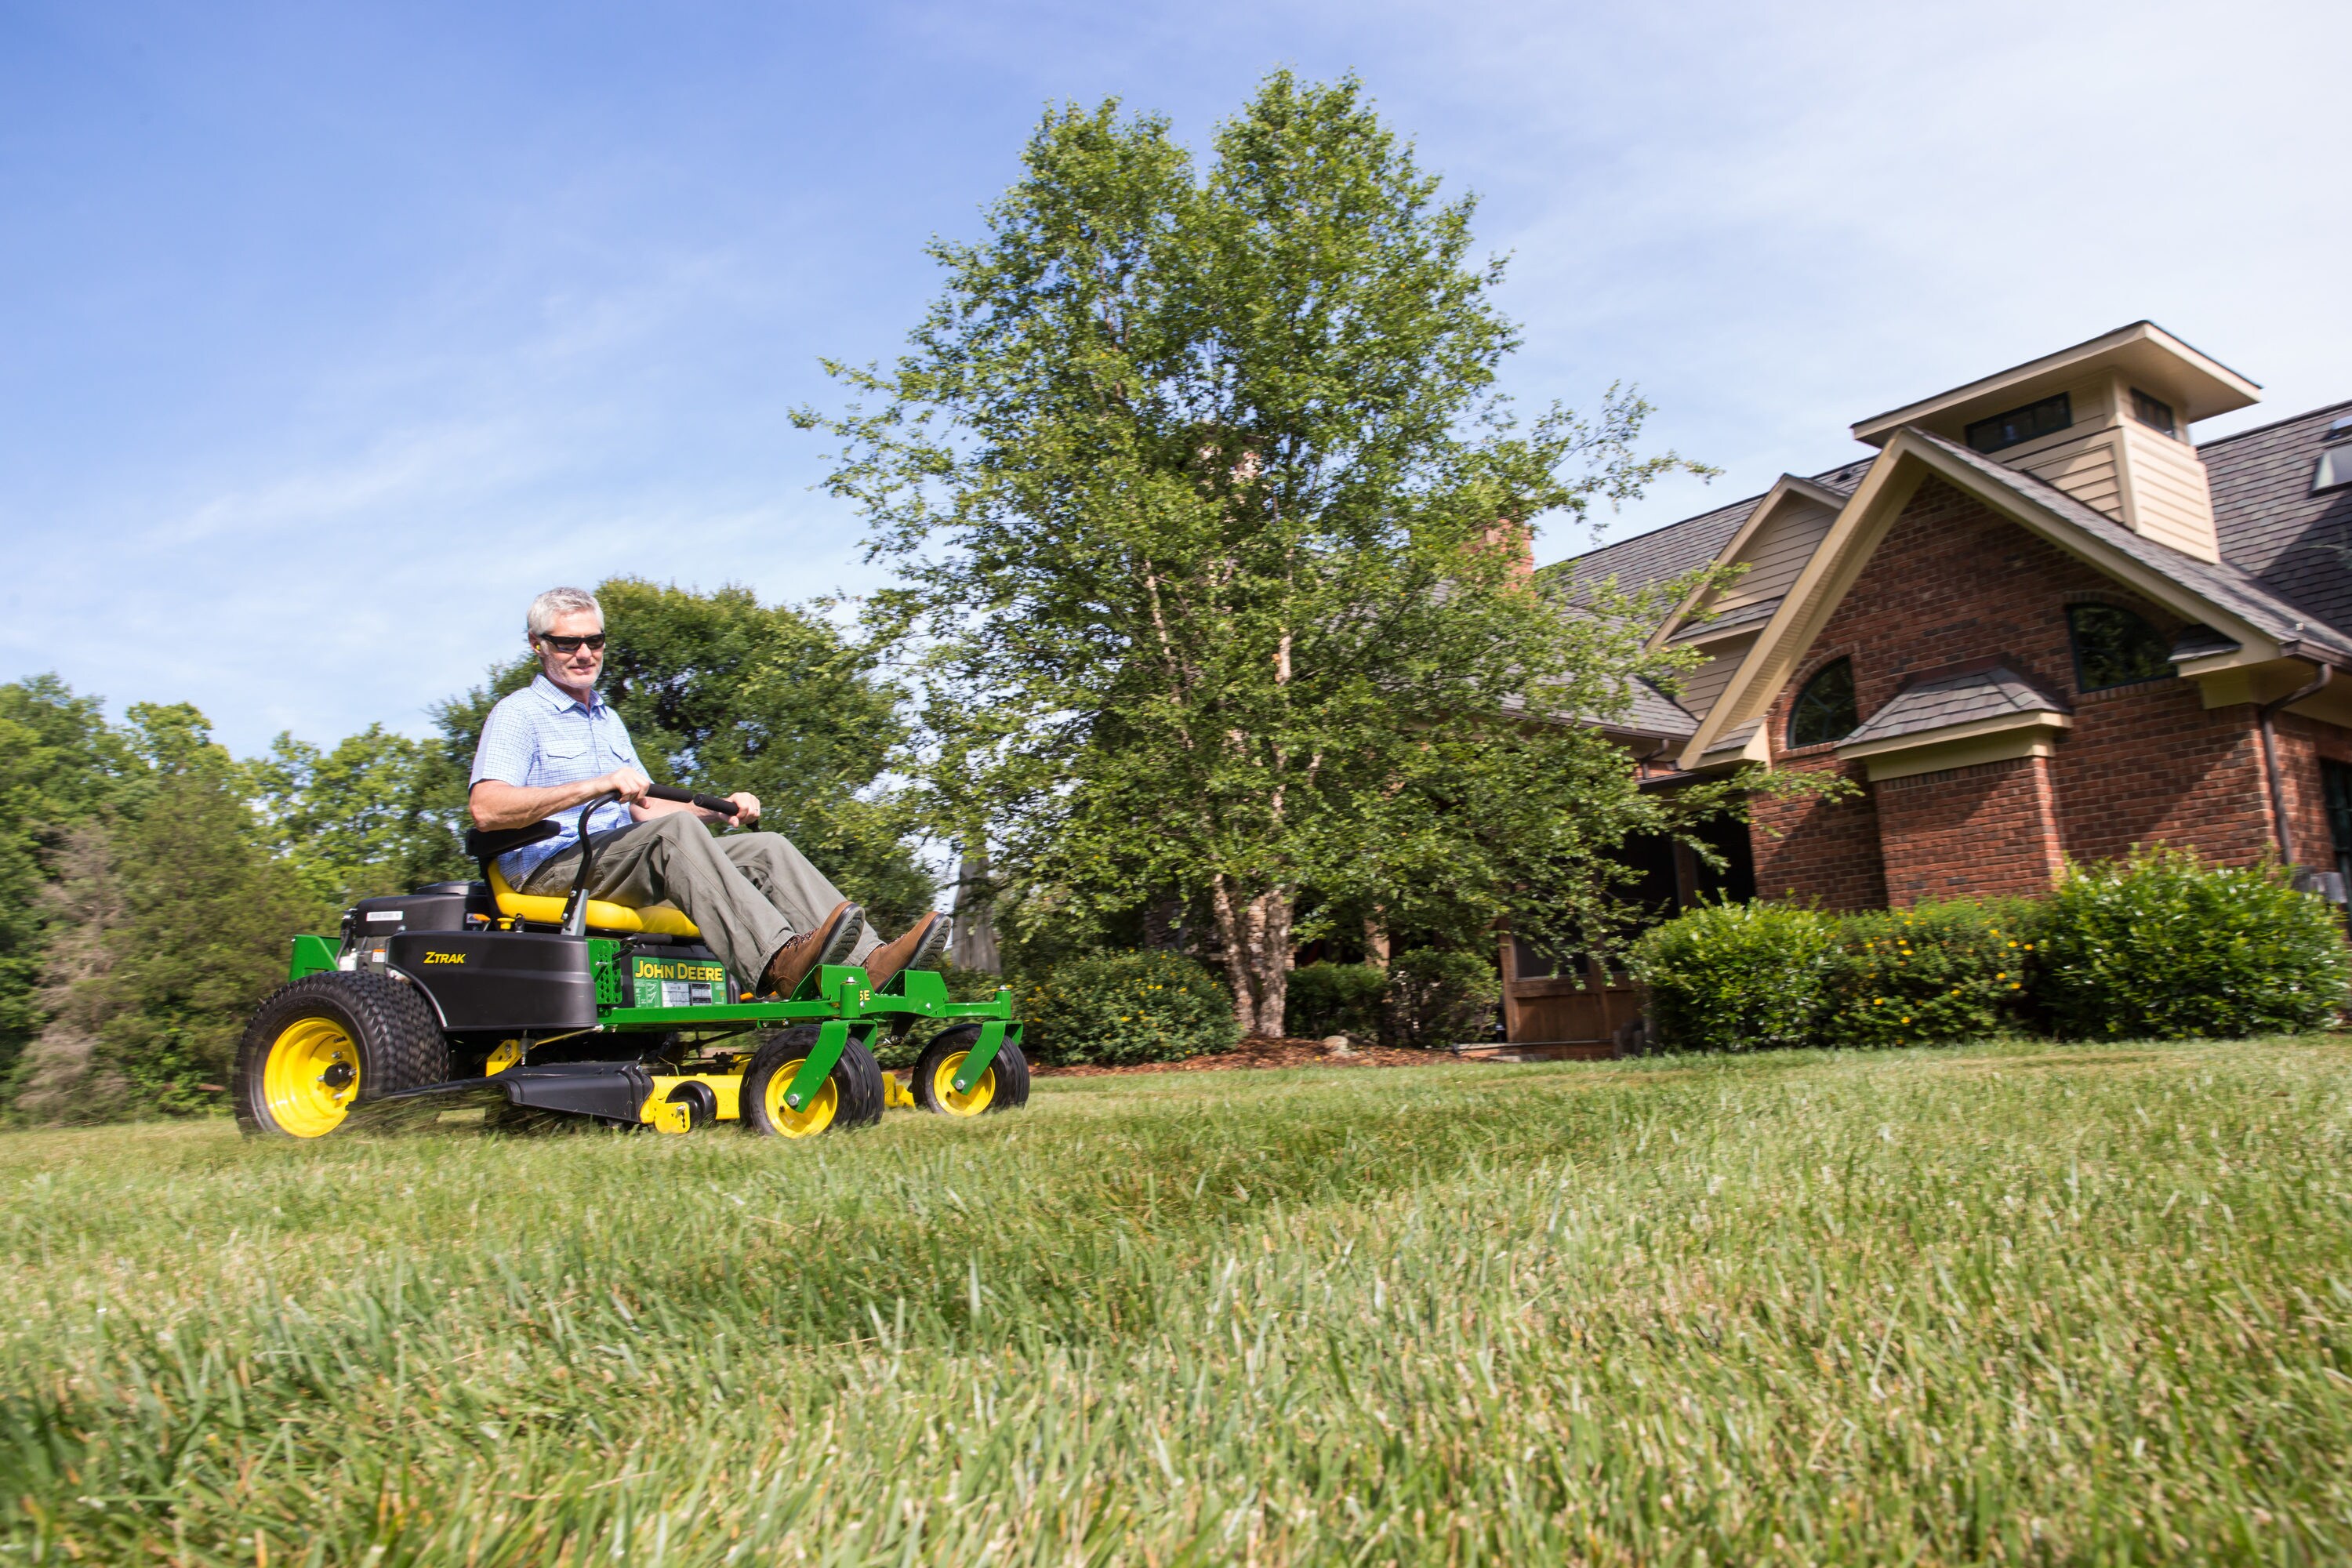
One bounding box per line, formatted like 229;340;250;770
1748;750;1885;909
2276;711;2352;871
1875;755;2063;905
1748;474;2347;906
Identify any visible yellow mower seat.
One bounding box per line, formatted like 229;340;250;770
488;864;703;938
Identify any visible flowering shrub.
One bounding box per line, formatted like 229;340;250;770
1821;900;2038;1049
1019;951;1240;1066
2030;848;2347;1040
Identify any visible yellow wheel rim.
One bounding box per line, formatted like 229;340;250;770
762;1059;837;1138
930;1051;996;1116
261;1017;361;1138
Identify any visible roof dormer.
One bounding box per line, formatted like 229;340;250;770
1847;321;2260;564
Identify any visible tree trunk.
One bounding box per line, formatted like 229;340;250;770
1210;877;1295;1036
947;852;1000;975
1363;914;1391;969
1248;888;1293;1036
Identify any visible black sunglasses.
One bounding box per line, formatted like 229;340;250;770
538;633;607;653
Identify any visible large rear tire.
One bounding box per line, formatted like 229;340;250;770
739;1026;885;1138
232;971;451;1139
912;1025;1030;1116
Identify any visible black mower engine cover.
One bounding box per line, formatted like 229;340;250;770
387;930;597;1033
346;882;495;943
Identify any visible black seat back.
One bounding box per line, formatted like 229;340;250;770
463;820;560;876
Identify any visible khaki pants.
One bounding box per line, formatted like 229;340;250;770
518;815;881;990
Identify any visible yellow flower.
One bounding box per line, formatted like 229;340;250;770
2009;983;2021;990
1995;971;2006;980
1901;1017;1911;1024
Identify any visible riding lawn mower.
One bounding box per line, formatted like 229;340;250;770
230;786;1027;1139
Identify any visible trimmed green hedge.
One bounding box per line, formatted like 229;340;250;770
1018;951;1240;1066
1631;901;1838;1054
1284;952;1500;1047
2033;848;2347;1039
1631;851;2347;1052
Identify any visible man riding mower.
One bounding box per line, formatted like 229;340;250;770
231;586;1027;1140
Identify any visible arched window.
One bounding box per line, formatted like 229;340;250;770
1788;658;1857;748
2067;604;2171;691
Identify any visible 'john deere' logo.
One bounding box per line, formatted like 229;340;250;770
423;951;466;964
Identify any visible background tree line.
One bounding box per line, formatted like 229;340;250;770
0;579;929;1120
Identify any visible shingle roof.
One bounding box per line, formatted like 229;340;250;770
1842;663;2068;748
2169;623;2241;662
1517;676;1700;739
1621;679;1699;738
1667;594;1784;644
2201;401;2352;637
1912;428;2352;662
1552;459;1875;622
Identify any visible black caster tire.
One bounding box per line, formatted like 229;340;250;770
913;1025;1030;1117
232;971;451;1139
739;1026;886;1138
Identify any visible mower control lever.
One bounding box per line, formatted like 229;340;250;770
558;784;748;936
644;783;741;818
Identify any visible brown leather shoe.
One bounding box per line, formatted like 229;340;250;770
759;901;865;998
862;912;952;993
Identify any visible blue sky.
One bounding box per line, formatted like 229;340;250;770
3;0;2345;753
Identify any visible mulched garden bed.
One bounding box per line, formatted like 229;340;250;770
1033;1036;1457;1076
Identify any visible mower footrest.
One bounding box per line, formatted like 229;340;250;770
343;1062;658;1134
495;1062;656;1124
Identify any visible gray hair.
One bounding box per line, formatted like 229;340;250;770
527;586;604;640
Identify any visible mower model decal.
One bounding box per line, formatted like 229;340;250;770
630;954;727;1010
422;951;467;964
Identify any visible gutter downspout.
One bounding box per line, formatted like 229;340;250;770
2257;648;2333;866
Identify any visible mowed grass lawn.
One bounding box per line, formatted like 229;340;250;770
4;1040;2352;1564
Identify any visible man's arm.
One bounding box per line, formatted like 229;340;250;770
469;769;652;831
628;791;762;826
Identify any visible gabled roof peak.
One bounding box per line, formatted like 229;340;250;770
1849;321;2260;448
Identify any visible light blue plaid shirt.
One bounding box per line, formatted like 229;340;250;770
470;675;648;883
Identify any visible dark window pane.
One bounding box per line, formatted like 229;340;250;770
1788;658;1857;748
2067;604;2172;691
2130;388;2176;437
2325;760;2352;887
1965;392;2074;454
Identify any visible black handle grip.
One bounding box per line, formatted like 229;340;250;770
645;784;741;817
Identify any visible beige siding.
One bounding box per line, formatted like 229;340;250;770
2015;427;2125;520
1672;633;1756;721
2118;419;2221;561
1926;374;2115;462
1714;495;1836;611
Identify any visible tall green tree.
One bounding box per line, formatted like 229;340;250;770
801;74;1714;1033
432;579;934;934
0;677;136;1078
252;725;470;906
16;706;331;1120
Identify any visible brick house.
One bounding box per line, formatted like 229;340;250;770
1510;323;2352;1044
